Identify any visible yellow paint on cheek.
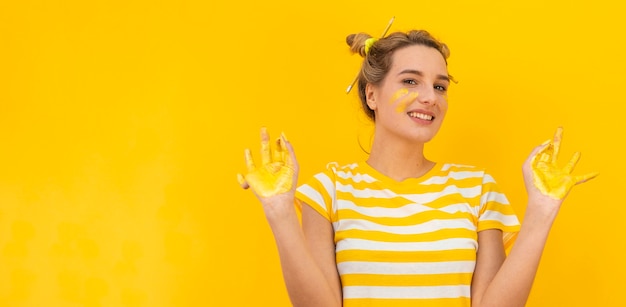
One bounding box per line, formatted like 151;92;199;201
395;91;419;113
390;88;408;102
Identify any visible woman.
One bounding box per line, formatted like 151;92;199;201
237;30;597;307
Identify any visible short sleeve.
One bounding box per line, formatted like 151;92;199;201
477;172;521;250
295;163;338;222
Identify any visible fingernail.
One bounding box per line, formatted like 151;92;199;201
541;139;551;146
237;173;245;185
281;132;288;142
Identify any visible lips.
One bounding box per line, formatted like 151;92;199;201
407;110;435;121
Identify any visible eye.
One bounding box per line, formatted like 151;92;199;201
435;85;448;92
403;79;417;85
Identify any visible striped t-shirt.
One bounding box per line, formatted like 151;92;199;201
296;162;520;307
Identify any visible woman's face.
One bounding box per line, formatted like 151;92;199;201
366;44;450;144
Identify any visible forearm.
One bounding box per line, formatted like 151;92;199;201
473;127;596;307
474;203;559;307
267;203;342;307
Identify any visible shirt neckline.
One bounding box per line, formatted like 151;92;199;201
358;160;441;187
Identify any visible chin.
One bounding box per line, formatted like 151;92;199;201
415;125;443;143
403;131;438;144
414;135;436;144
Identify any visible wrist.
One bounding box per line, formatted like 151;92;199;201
263;196;299;224
524;198;560;225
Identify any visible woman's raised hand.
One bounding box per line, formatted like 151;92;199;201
237;127;299;210
523;127;598;205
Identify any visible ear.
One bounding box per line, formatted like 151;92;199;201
365;83;377;110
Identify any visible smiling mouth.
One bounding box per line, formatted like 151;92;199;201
408;112;434;121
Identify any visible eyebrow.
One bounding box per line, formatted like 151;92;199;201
397;69;450;82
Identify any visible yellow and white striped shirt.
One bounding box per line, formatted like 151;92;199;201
296;162;520;307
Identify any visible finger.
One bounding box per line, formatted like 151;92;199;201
539;152;551;163
537;142;553;163
237;173;250;189
245;148;256;172
273;137;284;163
574;171;599;184
564;152;581;174
282;132;298;171
551;127;563;163
260;127;272;165
528;141;550;165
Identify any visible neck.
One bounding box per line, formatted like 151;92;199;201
366;130;434;182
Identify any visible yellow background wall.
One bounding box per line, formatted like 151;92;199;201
1;0;624;306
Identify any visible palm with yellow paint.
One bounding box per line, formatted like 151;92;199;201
526;127;599;201
237;128;298;202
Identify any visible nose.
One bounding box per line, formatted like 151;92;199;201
417;86;437;105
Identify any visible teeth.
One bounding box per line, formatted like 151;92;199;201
408;112;433;121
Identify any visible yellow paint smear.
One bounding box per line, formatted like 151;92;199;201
240;130;294;198
531;127;598;199
390;88;409;102
389;88;420;113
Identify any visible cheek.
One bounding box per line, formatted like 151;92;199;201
395;97;410;113
389;89;419;114
434;95;448;116
438;103;448;120
389;88;408;102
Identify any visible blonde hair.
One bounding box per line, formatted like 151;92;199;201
346;30;450;121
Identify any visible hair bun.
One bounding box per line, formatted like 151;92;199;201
346;32;373;57
346;34;356;47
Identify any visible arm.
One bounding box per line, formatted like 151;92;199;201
471;127;598;307
301;203;342;304
266;201;342;307
471;211;556;307
237;128;341;307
